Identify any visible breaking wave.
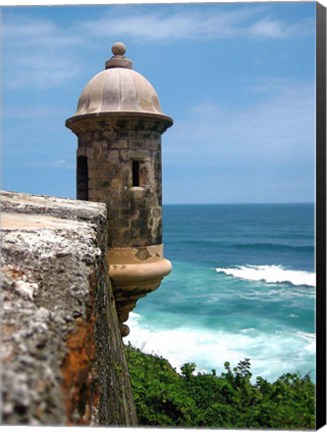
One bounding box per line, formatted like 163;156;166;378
125;312;315;383
215;264;315;287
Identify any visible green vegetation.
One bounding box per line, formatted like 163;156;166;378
125;344;315;429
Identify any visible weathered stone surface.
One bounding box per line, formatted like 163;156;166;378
66;43;173;337
1;191;137;426
75;128;164;249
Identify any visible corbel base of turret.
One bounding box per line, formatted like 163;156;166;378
107;244;172;337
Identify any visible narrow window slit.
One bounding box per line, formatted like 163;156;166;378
132;160;140;187
77;156;88;200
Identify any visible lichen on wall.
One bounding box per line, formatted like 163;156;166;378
1;191;137;426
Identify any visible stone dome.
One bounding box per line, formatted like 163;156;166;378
72;42;167;118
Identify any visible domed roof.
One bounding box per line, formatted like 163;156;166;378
76;68;162;116
71;42;168;118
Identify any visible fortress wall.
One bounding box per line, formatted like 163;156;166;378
0;191;137;426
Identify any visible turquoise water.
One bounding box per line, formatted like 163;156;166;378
125;204;315;382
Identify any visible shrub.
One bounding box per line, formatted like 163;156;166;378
125;344;315;429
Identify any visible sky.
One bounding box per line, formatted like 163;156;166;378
2;1;317;204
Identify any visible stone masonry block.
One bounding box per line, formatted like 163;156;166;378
0;191;137;427
111;140;129;150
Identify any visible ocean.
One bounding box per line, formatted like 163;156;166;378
125;203;315;383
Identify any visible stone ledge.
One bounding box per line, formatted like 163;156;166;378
1;190;137;426
1;190;107;223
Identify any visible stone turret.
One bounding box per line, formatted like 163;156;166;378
66;42;173;336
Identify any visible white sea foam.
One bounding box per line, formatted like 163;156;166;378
215;264;316;287
125;312;316;382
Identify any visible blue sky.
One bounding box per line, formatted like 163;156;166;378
2;2;316;204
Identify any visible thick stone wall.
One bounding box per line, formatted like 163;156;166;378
76;127;163;248
0;191;137;426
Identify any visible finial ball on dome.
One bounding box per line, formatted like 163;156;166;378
112;42;127;56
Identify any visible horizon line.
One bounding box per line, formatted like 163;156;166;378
163;202;315;206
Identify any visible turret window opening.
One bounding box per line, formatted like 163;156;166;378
77;156;88;200
132;160;140;187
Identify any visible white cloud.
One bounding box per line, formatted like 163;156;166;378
79;8;256;41
3;13;82;47
5;54;80;89
163;79;315;203
3;7;314;90
4;103;71;119
166;80;315;169
3;13;83;89
22;159;75;169
79;7;314;42
3;15;57;39
248;17;286;39
248;16;314;39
